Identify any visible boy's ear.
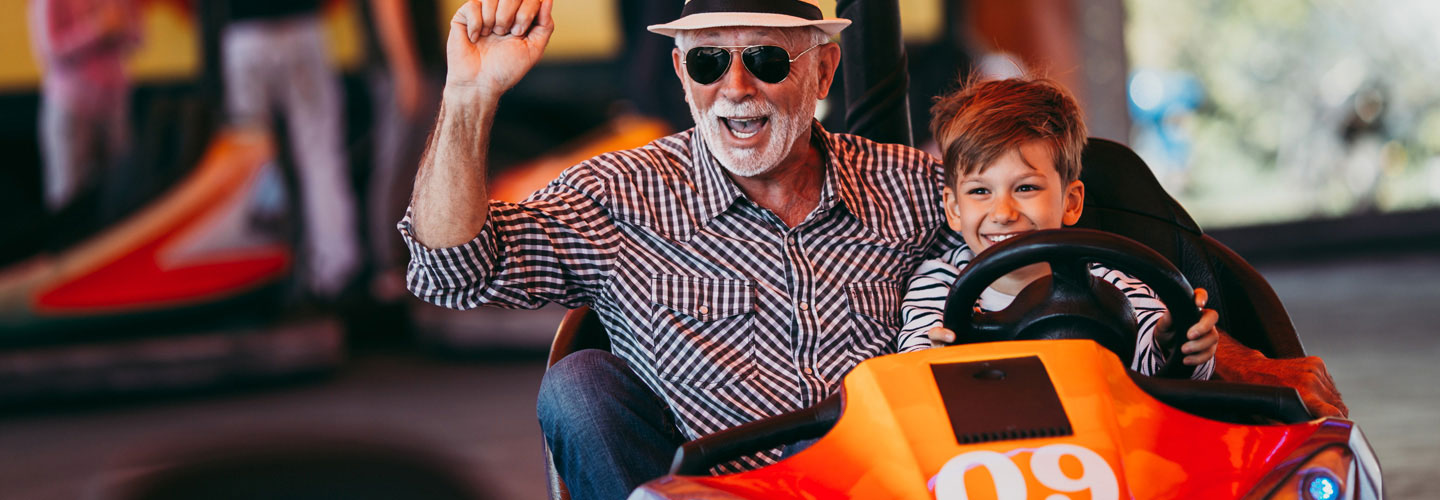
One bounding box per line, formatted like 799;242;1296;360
942;186;964;231
1062;180;1085;226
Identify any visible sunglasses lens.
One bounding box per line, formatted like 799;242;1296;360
686;47;730;84
743;46;791;84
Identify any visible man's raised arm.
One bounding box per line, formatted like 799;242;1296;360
410;0;554;249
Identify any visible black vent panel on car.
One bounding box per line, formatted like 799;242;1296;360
930;356;1073;445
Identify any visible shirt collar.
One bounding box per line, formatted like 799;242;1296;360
812;124;882;231
688;128;744;226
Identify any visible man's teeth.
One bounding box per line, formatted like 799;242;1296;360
724;118;764;138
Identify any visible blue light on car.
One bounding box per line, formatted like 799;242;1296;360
1304;471;1339;500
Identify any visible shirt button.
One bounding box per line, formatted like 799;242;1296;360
803;368;813;375
698;305;710;315
798;302;809;311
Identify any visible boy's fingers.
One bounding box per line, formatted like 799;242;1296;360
1183;335;1218;364
1182;331;1218;354
928;327;956;345
1188;309;1219;339
1183;349;1215;366
1194;287;1209;308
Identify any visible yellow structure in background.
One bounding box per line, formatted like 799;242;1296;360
0;0;366;90
436;0;622;61
1;0;941;92
123;2;200;82
0;0;38;90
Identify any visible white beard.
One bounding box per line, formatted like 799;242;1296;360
690;87;818;178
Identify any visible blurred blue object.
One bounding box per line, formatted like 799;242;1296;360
1128;69;1204;178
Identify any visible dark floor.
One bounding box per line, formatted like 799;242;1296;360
0;252;1435;499
1259;252;1440;500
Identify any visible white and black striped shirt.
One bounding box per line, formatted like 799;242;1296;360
898;243;1215;380
401;124;962;469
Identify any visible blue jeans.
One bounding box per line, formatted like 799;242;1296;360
537;350;685;500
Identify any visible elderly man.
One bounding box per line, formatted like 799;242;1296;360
406;0;948;495
403;0;1344;498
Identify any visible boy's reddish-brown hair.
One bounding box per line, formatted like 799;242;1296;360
929;75;1088;188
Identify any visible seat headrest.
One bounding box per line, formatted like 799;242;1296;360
1079;138;1203;235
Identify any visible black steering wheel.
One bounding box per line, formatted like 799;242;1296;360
942;228;1199;379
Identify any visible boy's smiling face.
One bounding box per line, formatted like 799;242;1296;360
943;140;1086;255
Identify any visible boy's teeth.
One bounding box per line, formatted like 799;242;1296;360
987;234;1015;243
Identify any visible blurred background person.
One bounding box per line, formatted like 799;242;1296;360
360;0;444;303
219;0;360;301
615;0;687;130
28;0;141;222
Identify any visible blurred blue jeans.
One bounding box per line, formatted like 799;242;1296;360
538;350;685;500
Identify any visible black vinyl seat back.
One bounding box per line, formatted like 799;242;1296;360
1074;138;1305;359
547;306;610;368
544;306;609;500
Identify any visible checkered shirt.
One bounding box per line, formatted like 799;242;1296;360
400;123;960;470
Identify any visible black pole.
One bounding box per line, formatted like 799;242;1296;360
836;0;913;147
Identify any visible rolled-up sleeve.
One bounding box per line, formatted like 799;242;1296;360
398;178;618;311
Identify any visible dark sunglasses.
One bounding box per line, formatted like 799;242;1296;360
683;44;824;85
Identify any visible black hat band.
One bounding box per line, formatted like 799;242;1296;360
679;0;824;22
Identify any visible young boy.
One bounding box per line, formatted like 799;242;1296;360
899;76;1218;379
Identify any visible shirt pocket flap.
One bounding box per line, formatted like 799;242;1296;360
845;281;901;328
651;275;755;320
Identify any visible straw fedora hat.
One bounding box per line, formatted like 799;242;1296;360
647;0;851;38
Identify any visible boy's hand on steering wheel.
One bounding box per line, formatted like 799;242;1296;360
1157;287;1221;366
928;326;957;347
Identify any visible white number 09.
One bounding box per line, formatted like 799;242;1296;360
931;443;1119;500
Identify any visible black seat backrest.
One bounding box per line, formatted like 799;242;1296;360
1074;138;1305;359
544;306;610;500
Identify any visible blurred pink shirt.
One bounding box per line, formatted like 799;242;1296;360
29;0;142;111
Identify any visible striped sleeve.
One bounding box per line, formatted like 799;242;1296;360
897;245;973;353
399;177;619;311
1091;265;1214;380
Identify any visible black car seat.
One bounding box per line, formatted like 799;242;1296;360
544;305;609;500
1073;138;1306;359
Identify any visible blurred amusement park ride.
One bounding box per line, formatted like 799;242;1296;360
0;106;670;406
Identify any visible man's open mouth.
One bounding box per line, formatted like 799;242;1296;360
721;117;769;139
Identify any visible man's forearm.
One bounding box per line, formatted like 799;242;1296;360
410;87;497;248
1213;330;1263;380
1213;330;1348;417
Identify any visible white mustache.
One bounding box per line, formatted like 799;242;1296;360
708;99;775;118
